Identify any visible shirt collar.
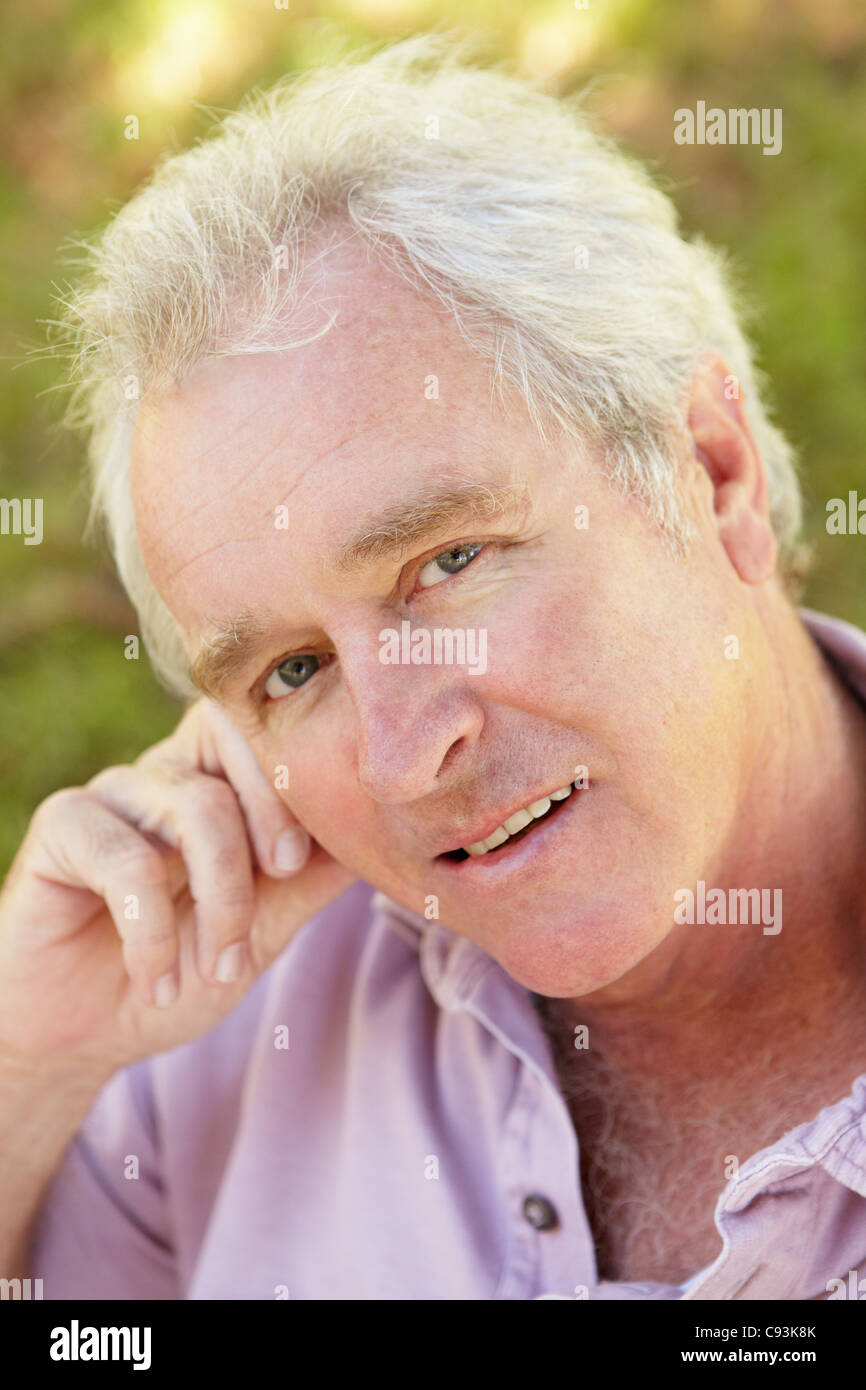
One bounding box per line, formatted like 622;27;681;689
371;889;495;1011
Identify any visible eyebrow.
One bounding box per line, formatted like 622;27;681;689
189;480;531;701
329;480;530;574
190;612;269;702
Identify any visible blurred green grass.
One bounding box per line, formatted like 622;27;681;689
1;0;864;877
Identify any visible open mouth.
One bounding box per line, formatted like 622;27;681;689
439;782;580;863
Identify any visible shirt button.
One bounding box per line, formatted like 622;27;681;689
522;1194;559;1231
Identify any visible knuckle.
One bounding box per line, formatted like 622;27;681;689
85;764;132;796
203;852;255;913
211;878;256;919
100;837;168;888
134;747;187;783
180;775;239;824
126;926;176;954
32;786;86;828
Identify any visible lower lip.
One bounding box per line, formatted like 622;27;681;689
434;788;585;885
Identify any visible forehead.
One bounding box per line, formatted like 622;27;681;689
128;234;554;636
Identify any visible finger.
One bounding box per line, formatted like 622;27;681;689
191;700;311;878
87;765;257;987
25;790;180;1008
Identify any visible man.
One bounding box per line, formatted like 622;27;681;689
1;33;865;1301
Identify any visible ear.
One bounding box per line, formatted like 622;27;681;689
686;352;777;585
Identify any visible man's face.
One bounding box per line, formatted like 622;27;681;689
131;234;764;999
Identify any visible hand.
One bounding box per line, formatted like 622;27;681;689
0;698;357;1080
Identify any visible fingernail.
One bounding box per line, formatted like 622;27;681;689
214;941;247;983
274;827;310;873
153;971;178;1008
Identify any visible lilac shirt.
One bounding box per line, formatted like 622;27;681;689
29;608;866;1300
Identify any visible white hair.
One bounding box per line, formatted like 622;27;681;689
47;30;805;700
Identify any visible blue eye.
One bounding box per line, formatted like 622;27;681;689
265;653;320;699
417;543;482;589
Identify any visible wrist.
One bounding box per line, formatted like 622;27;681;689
0;1051;115;1150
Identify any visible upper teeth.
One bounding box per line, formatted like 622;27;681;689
463;782;578;856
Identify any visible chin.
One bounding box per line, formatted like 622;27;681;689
479;901;671;999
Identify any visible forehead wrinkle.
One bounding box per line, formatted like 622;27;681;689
162;533;263;585
327;480;532;577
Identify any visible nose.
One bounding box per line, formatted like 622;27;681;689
338;624;485;804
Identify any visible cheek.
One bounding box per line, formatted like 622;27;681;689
476;579;589;714
258;720;366;845
525;552;741;838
